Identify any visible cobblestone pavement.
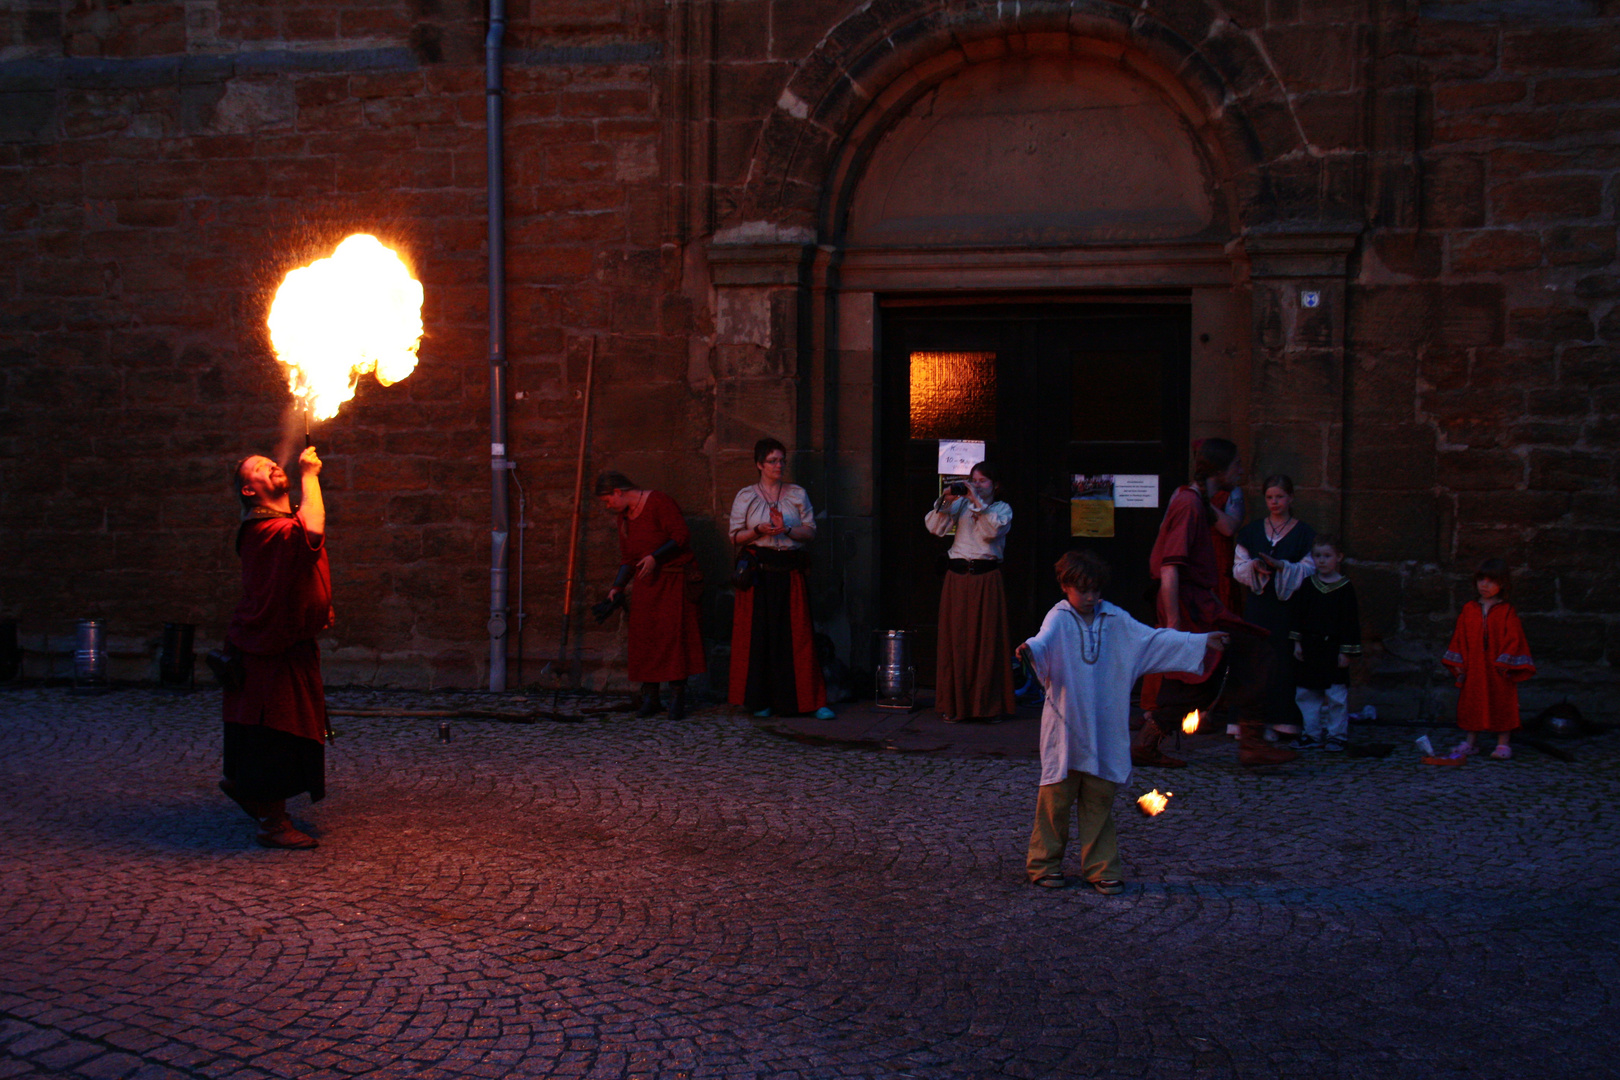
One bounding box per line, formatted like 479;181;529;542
2;687;1617;1080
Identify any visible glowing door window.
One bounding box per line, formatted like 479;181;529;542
909;351;997;441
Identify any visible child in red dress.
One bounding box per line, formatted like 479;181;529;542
1443;559;1535;760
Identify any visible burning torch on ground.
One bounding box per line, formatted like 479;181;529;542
1137;789;1172;816
267;233;424;450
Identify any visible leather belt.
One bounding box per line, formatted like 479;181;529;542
947;558;1001;576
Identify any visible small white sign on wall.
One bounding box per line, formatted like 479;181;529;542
937;440;985;476
1112;475;1160;508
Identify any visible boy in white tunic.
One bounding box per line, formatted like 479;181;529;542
1018;551;1227;894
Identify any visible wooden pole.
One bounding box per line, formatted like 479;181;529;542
553;337;595;703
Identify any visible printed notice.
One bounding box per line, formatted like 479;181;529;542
937;440;985;476
1112;474;1160;508
1071;475;1115;538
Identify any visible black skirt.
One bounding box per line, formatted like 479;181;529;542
223;721;326;803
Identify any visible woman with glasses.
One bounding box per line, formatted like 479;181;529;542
728;438;834;719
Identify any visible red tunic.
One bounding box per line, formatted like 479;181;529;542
619;491;707;683
224;512;332;743
1150;486;1223;635
1146;485;1263;686
1443;600;1535;732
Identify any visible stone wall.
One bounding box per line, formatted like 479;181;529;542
1347;5;1620;718
2;1;1617;721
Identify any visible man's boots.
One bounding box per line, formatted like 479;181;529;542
1130;716;1186;768
1238;721;1299;766
635;681;663;718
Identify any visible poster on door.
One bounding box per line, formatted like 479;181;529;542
1071;475;1115;537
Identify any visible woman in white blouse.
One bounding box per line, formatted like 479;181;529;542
727;437;833;719
924;461;1015;721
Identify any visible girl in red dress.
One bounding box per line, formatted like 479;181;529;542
1443;558;1535;760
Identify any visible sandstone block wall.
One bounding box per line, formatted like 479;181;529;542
1;1;1616;722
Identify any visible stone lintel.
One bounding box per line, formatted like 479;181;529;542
707;242;816;287
1243;226;1362;279
834;242;1233;292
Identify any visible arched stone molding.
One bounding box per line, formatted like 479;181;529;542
704;1;1362;674
731;0;1331;239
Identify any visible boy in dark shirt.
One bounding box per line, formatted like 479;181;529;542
1289;535;1361;752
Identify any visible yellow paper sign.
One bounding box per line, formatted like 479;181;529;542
1071;498;1115;537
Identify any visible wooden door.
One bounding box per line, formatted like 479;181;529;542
878;301;1191;682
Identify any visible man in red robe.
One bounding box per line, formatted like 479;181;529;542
219;446;333;849
1134;438;1297;769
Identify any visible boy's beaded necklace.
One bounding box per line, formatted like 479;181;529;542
1065;607;1103;665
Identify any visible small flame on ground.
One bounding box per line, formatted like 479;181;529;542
1182;709;1200;734
1137;789;1172;817
267;233;423;421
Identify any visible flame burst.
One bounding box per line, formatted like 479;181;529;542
267;234;423;421
1137;789;1172;817
1182;709;1201;734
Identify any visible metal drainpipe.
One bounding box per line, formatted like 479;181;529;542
486;0;510;691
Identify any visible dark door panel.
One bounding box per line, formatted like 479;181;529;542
879;302;1191;682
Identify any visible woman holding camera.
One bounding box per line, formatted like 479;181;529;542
925;462;1015;722
728;438;833;719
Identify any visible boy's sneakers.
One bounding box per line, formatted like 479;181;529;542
1322;736;1347;753
1296;734;1322;751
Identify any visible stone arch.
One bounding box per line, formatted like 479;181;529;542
731;0;1315;241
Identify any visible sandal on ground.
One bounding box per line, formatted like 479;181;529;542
256;818;319;850
1091;879;1126;895
1031;873;1067;889
814;707;835;720
1451;741;1478;758
1322;736;1347;753
752;707;773;718
1490;744;1512;760
1296;734;1322;751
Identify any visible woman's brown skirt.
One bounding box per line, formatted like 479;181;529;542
935;568;1016;720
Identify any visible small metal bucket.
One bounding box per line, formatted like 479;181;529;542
874;630;915;709
74;619;108;689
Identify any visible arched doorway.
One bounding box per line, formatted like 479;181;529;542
706;14;1358;679
841;50;1231;672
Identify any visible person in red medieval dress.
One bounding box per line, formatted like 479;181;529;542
728;438;833;720
1138;440;1245;736
1132;437;1298;769
219;447;333;850
594;471;708;721
1443;558;1535;760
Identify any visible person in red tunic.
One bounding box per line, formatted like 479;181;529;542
1443;558;1535;760
1138;447;1244;733
595;471;708;720
219;447;333;850
1134;437;1297;768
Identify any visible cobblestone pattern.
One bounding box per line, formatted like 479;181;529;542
2;688;1617;1079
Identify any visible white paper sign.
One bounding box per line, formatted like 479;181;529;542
937;440;985;476
1112;474;1160;508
